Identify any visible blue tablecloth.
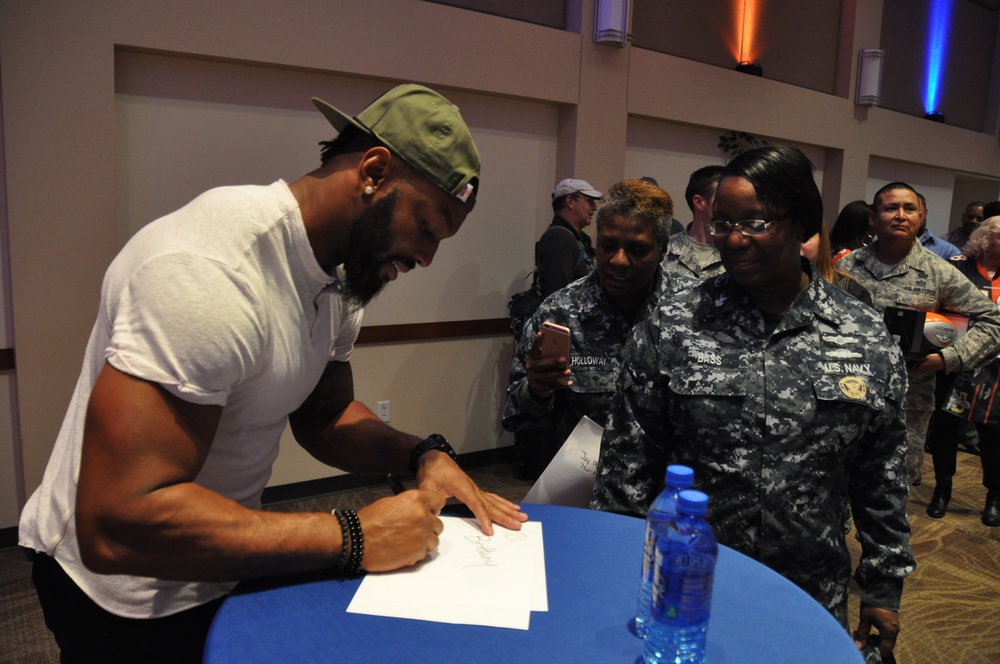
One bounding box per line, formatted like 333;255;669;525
205;503;862;663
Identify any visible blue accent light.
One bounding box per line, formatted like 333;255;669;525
924;0;953;114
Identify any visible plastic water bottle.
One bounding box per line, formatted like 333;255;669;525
643;490;717;664
635;465;695;638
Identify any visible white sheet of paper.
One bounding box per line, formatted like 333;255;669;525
523;415;603;507
346;517;546;630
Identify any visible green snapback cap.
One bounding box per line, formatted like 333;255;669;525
313;84;481;212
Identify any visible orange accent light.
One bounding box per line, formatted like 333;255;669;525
729;0;761;64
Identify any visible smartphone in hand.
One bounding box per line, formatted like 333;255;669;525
539;321;571;362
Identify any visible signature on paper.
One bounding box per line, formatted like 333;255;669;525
461;530;528;569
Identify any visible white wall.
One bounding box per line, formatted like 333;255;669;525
624;119;827;222
0;89;20;529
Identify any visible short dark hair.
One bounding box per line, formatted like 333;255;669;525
552;194;572;214
595;179;674;250
318;127;384;165
871;182;920;211
684;165;724;212
983;201;1000;219
719;145;823;239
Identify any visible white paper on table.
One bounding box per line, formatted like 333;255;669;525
523;415;603;507
346;517;545;630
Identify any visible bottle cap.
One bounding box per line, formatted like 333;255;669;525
677;490;709;516
665;464;694;488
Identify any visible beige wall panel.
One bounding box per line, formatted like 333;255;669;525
269;336;514;486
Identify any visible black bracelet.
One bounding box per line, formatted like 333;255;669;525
332;510;351;573
342;509;364;577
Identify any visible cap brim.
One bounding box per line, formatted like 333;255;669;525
312;97;370;136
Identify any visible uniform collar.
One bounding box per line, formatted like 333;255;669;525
696;260;844;337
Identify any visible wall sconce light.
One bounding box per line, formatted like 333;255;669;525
855;49;885;106
594;0;632;47
735;62;763;76
925;112;946;123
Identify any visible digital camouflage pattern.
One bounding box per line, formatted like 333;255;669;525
839;240;1000;477
591;262;915;623
662;230;725;280
503;267;698;449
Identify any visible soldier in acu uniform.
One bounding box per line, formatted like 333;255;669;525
592;146;914;664
838;182;1000;486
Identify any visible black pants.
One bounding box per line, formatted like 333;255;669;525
31;552;224;664
927;415;1000;489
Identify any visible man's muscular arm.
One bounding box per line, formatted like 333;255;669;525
289;361;527;533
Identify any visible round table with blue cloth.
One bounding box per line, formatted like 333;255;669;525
205;503;863;663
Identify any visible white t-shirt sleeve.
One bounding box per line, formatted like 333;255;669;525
104;253;266;407
327;273;363;362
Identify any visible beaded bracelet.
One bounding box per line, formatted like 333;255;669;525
332;510;351;573
341;509;364;577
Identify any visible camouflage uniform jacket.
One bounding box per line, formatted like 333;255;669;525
662;230;725;280
591;262;914;615
503;266;698;448
839;240;1000;411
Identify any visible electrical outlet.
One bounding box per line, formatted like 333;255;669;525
377;400;390;423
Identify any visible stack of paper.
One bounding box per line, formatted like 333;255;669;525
346;517;546;629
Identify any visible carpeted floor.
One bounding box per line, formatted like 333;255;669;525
1;452;997;663
850;451;1000;664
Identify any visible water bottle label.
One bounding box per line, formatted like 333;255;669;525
641;523;656;581
651;552;715;625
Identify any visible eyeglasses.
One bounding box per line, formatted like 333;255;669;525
707;219;779;237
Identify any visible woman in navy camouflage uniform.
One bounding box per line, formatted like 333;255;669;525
592;146;914;663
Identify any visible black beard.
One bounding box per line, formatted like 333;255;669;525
342;189;399;307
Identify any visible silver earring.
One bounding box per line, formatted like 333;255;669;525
364;185;375;196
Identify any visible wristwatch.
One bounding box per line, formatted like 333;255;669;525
409;433;457;473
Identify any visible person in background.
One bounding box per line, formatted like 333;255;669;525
839;182;1000;486
944;201;986;248
662;165;726;280
535;178;602;298
592;145;913;662
503;179;697;478
915;192;961;260
933;201;988;457
830;200;874;263
18;84;526;663
510;178;603;474
801;225;872;306
925;215;1000;526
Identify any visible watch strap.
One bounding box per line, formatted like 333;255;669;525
409;433;457;473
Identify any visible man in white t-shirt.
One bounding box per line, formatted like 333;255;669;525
20;84;526;662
